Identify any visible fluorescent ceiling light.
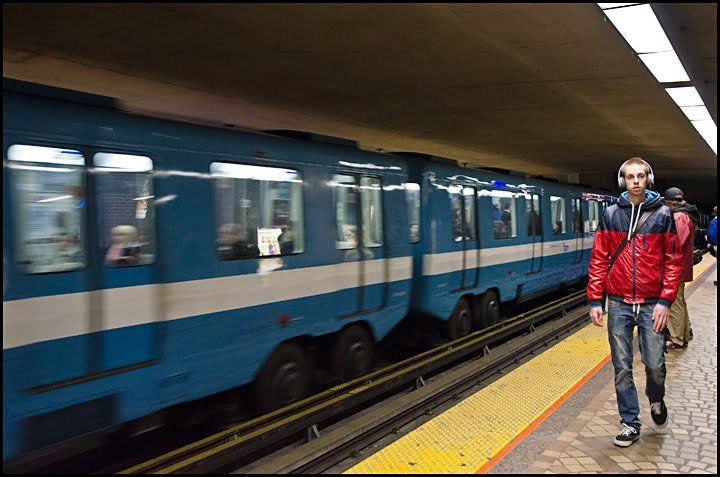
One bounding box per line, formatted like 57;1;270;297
597;3;640;9
691;120;717;154
638;51;690;82
37;195;74;203
665;87;703;107
6;164;75;173
680;106;712;122
604;4;672;53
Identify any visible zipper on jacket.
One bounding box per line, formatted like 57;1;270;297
632;235;637;304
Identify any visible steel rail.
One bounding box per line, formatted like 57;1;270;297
120;290;587;474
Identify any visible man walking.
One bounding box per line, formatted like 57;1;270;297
662;187;699;350
587;157;682;447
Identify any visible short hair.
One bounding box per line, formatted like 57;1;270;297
618;157;655;189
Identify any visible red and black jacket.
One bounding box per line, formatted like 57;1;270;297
587;190;682;309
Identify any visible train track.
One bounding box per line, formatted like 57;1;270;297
121;290;588;474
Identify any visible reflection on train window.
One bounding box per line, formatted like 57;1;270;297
572;198;583;233
94;153;155;267
463;187;476;240
211;162;304;259
526;193;542;237
8;145;86;274
360;177;384;247
587;200;599;232
406;183;421;243
491;190;517;239
551;195;566;235
449;186;476;241
449;186;462;241
333;174;358;250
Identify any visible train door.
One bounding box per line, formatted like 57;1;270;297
358;176;387;311
449;185;478;291
5;144;93;387
571;197;584;265
526;192;543;274
91;152;158;372
332;173;388;317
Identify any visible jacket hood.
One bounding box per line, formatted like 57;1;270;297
671;202;701;224
618;190;663;210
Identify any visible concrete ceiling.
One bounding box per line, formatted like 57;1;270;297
3;3;717;209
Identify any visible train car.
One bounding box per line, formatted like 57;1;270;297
402;154;615;338
3;79;616;466
2;80;414;464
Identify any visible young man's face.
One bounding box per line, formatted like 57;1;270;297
623;163;647;195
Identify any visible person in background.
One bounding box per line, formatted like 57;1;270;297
105;225;139;266
278;224;295;255
662;187;699;350
217;223;260;260
587;157;682;447
706;206;717;286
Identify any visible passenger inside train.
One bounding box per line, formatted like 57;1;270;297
105;225;140;266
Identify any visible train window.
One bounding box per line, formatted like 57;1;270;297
463;187;476;240
490;191;517;239
449;186;463;241
361;176;384;247
94;153;156;267
450;186;477;241
406;183;421;243
588;200;599;232
572;198;583;233
211;162;304;259
333;174;358;250
526;193;542;236
550;195;566;234
8;145;86;274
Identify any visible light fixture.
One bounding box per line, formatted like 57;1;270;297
598;3;716;155
691;120;717;154
665;86;703;107
638;51;689;82
603;4;672;53
680;106;712;122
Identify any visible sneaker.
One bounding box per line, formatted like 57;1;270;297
665;341;684;350
650;399;668;427
614;423;640;447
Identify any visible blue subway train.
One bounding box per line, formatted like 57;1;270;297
2;79;615;464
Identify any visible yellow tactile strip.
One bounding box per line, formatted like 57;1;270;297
527;258;717;474
344;321;611;474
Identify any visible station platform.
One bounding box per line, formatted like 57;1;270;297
342;255;717;474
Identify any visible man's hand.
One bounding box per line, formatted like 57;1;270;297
652;304;670;332
589;306;604;327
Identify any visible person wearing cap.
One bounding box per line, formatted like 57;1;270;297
662;187;700;350
587;157;682;447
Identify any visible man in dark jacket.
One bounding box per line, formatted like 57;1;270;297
587;157;682;447
662;187;699;350
708;206;717;286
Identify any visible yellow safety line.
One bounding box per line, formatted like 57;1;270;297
345;257;716;475
344;323;610;474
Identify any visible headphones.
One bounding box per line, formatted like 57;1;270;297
617;158;654;189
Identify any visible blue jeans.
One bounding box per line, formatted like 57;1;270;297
607;299;666;430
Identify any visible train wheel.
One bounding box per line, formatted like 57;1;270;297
332;325;375;383
253;342;311;414
475;290;500;329
448;297;472;340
